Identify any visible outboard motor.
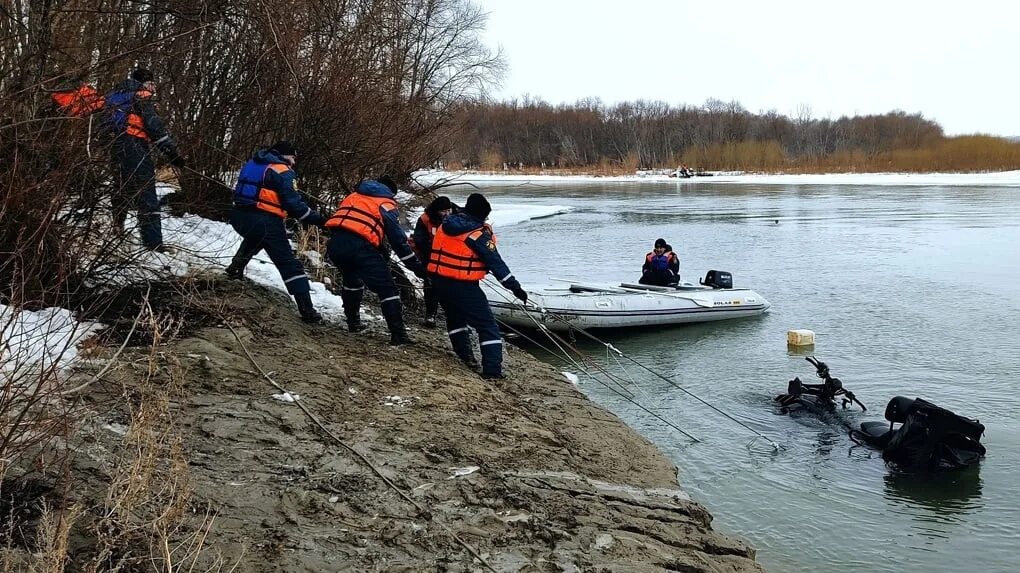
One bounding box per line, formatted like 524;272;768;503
853;397;986;472
700;270;732;289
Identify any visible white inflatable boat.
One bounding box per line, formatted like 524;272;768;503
484;279;770;331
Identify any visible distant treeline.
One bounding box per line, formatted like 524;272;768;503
442;98;1020;173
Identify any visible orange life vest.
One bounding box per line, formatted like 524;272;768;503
51;85;105;117
428;224;496;281
407;211;439;255
325;192;397;247
233;161;290;218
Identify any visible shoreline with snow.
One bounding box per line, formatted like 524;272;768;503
1;184;575;378
414;169;1020;187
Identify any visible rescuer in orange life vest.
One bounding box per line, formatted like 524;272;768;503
428;193;528;379
225;141;327;323
409;196;456;328
102;67;184;251
325;176;427;345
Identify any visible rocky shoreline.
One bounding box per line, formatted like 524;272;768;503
64;278;764;572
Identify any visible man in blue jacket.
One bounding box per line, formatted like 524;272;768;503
325;176;426;345
428;193;527;379
226;141;326;323
104;67;183;251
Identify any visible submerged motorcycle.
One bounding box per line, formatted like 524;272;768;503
852;396;986;472
776;357;986;472
775;356;867;420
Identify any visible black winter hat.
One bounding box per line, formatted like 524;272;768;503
654;238;667;249
269;140;297;157
464;193;491;220
131;67;154;83
377;175;399;193
427;196;453;215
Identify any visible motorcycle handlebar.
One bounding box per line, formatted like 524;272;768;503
844;391;867;411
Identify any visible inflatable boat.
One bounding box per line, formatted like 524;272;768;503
484;271;770;331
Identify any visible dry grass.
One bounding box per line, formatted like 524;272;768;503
1;289;234;572
457;136;1020;175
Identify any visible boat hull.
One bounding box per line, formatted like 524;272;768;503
484;283;770;331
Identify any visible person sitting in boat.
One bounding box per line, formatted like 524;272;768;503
639;238;680;287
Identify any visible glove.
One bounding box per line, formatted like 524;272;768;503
511;286;528;304
303;212;326;228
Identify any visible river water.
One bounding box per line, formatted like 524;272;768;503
461;180;1019;572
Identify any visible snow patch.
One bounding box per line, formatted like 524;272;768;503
447;465;480;479
414;169;1020;187
102;422;129;435
1;305;103;378
271;392;300;402
384;395;413;407
92;183;358;323
490;204;573;227
407;203;572;231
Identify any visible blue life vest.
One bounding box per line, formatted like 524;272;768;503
234;159;289;217
648;252;673;272
103;89;152;140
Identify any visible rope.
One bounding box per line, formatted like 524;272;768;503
489;283;780;451
221;319;498;572
483;280;699;442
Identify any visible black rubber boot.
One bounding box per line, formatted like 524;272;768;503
225;254;248;280
383;303;413;346
294;292;322;324
341;287;365;332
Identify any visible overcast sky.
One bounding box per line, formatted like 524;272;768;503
477;0;1018;136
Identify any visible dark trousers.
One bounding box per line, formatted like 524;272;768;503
229;209;310;295
423;275;440;319
639;272;677;287
432;275;503;376
326;230;402;328
111;137;161;248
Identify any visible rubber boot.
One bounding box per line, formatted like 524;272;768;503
479;338;504;379
423;287;439;328
448;328;476;366
341;287;366;332
225;253;250;280
423;313;438;329
294;292;322;324
383;301;413;346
